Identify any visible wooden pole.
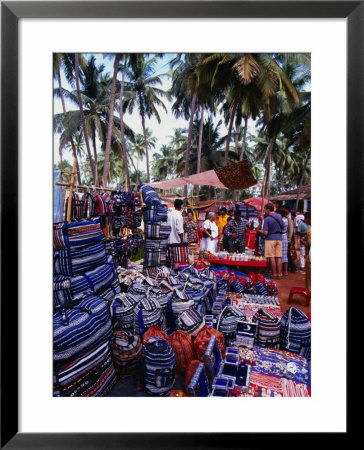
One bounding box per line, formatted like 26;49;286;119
66;156;77;223
56;182;114;192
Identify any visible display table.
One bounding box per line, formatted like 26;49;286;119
208;258;267;268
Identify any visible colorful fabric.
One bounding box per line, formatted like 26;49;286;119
54;340;116;397
111;331;143;378
53;295;113;363
53;218;105;250
143;337;176;396
252;308;281;349
112;293;139;333
143;204;168;223
97;278;121;304
250;346;311;386
91;191;107;216
167;242;189;266
281;217;289;263
280;307;311;360
54;241;107;276
142;326;168;346
217;305;247;342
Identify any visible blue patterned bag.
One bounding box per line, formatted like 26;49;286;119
280;307;311;360
143;337;176;396
53;295;113;363
54;241;107;276
53;217;105;250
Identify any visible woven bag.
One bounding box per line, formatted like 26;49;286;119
111;293;139;333
194;325;225;360
134;296;163;336
252;308;281;349
280;307;311;360
176;308;205;337
217;305;247;344
53;217;105;250
168;330;196;373
167;242;188;266
143;337;176;396
54;340;116;397
111;330;143;378
53;295;113;363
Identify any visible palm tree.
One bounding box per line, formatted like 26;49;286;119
102;54;121;187
151;144;176;181
74;53;97;184
123;55;169;183
129;130;157;185
53;53;82;184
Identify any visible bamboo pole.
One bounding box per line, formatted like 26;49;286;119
56;182;114;192
66;157;77;223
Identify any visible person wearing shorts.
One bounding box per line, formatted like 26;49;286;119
261;203;284;279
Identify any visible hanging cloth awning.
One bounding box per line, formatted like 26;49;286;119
147;160;258;191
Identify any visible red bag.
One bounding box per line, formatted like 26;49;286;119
168;330;196;373
194;325;225;360
184;360;201;393
142;326;168;346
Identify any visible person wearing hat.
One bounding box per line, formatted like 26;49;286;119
200;211;219;253
223;209;249;253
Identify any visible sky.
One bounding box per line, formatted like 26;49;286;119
53;53;258;174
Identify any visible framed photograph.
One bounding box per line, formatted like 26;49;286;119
1;1;357;448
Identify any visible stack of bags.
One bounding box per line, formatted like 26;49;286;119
53;217;122;397
138;184;169;269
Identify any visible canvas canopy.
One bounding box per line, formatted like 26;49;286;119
146;160;258;191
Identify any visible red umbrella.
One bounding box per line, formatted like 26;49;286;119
242;197;270;211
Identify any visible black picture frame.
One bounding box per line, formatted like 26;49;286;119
1;1;356;448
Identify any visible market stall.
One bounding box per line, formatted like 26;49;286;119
53;180;311;398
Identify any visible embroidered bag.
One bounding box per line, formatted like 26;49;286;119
111;330;143;378
252;308;281;349
143;337;176;396
168;330;196;373
280;307;311;360
53;295;113;363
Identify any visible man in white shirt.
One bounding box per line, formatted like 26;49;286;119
167;199;184;244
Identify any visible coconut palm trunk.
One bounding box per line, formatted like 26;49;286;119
224;84;242;167
195;104;204;197
140;112;150;183
75;53;96;184
295;149;311;210
102;54;121;187
240;116;248;161
91;134;99;186
262;131;277;199
119;54;130;191
56;69;82;185
183;92;197;197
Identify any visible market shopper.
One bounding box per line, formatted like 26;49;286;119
217;207;229;251
255;215;266;256
167;199;184;244
223;210;249;253
283;204;298;272
277;208;289;276
296;212;311;272
303;211;311;289
200;211;219;253
261;203;284;279
183;211;198;244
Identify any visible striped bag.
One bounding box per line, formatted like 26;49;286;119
280;307;311;360
111;330;143;378
53;295;113;363
54;340;116;397
143;337;176;396
97;278;121;304
143;205;168;223
147;288;174;332
54;255;117;306
111;293;139;332
144;222;162;239
252;308;281;349
53;218;105;250
194;325;225;360
54;241;107;276
134;296;163;336
176;308;205;336
217;305;247;344
168;330;196;373
167;243;188;266
53;278;72;310
138;184;161;204
91;191;107;216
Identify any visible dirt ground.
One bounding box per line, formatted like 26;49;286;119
274;270;310;316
